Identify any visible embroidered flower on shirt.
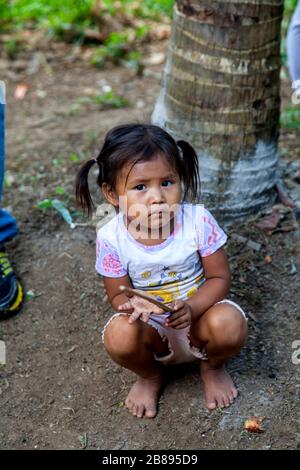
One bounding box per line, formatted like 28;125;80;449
102;252;124;275
96;239;126;276
198;209;227;257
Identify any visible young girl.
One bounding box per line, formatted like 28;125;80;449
75;123;248;419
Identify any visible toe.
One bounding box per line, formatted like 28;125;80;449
222;394;230;407
125;397;131;409
145;403;157;418
206;399;217;411
128;403;134;413
137;405;145;418
231;387;238;399
216;394;227;408
229;390;235;403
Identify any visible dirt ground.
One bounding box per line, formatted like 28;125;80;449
0;37;300;450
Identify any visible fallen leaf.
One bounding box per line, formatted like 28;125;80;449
151;24;171;40
275;183;296;208
255;210;280;231
264;255;272;263
244;416;266;433
14;83;29;100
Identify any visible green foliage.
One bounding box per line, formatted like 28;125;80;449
284;0;298;17
91;30;133;66
280;106;300;129
97;0;174;21
52;157;64;167
91;90;128;108
37;198;76;228
77;90;129;108
3;36;24;59
90;28;146;69
55;186;66;195
37;198;53;209
0;0;173;35
69;152;80;163
0;0;93;34
0;1;173;66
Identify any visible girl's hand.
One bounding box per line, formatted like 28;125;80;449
118;295;164;324
165;300;193;329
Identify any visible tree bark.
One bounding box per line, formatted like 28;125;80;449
152;0;284;221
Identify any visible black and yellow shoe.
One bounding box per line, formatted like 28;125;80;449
0;249;23;319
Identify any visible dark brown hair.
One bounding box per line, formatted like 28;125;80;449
75;123;200;216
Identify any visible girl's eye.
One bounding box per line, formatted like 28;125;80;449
162;180;173;187
134;184;145;191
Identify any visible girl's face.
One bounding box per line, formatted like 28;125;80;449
104;153;182;234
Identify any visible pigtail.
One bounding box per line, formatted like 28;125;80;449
75;158;98;217
176;140;200;202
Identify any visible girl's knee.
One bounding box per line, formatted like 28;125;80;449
208;305;247;347
192;304;247;348
103;315;142;357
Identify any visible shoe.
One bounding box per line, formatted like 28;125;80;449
0;248;23;319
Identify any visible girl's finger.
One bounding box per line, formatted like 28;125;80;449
118;301;132;310
152;306;164;315
128;310;142;324
166;310;184;322
167;315;188;328
141;312;150;322
168;301;176;311
172;300;185;311
173;321;190;329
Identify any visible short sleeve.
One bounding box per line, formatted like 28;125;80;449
198;208;228;257
95;236;127;277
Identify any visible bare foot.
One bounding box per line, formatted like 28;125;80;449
125;373;163;418
201;362;238;411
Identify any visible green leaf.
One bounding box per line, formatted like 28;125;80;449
69;152;80;163
37;199;53;210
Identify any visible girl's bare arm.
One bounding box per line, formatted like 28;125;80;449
103;274;134;312
186;247;231;320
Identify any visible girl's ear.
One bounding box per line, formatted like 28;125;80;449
101;183;119;207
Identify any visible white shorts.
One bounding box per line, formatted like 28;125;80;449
102;299;247;366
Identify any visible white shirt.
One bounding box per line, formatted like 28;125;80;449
95;203;228;304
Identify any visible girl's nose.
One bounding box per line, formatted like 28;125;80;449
148;186;165;204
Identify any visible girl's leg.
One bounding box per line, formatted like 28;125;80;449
189;302;248;410
103;315;170;418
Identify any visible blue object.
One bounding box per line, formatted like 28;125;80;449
0;83;18;247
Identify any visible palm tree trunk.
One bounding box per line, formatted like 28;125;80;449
152;0;284;221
